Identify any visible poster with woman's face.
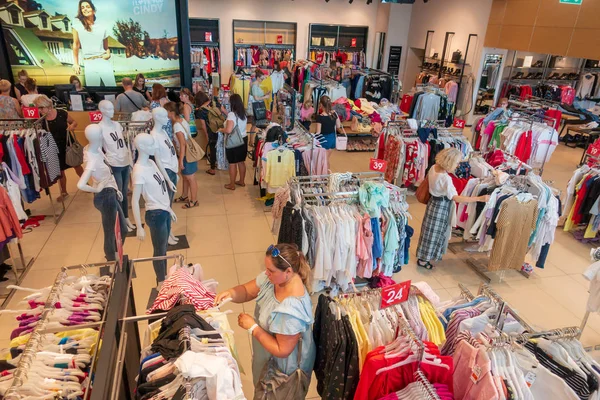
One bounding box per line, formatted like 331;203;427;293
0;0;181;87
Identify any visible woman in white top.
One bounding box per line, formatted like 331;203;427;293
72;0;116;87
164;102;198;209
415;148;489;269
218;94;248;191
20;78;40;107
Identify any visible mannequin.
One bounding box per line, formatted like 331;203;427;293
131;133;177;284
77;125;127;261
98;100;135;231
151;108;179;246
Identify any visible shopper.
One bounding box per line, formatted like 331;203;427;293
14;70;28;100
69;75;86;92
179;88;197;138
34;95;84;202
314;95;341;160
299;99;314;131
196;91;223;175
416;148;489;270
218;94;247;191
214;243;315;396
115;77;149;113
0;80;22;119
164;102;198;209
133;73;151;101
20;78;40;107
151;84;169;108
250;69;271;127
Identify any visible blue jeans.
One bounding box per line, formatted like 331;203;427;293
110;166;130;218
145;209;171;282
166;169;178;205
93;188;127;262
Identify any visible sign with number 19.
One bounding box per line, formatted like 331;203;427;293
22;107;39;119
381;280;411;308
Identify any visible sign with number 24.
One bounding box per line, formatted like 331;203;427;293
381;280;411;308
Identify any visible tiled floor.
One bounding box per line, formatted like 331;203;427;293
1;135;599;399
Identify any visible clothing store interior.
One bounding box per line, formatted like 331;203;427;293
3;0;600;398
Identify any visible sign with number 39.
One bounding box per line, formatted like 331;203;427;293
369;158;387;172
381;280;411;308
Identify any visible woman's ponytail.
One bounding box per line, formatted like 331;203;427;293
297;252;311;288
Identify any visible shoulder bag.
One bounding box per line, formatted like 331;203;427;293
182;123;205;162
254;338;309;400
123;93;142;111
415;175;431;204
225;117;244;149
65;129;84;167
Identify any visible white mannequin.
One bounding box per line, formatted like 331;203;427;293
99;100;136;231
76;124;122;200
151;108;179;245
131;133;177;242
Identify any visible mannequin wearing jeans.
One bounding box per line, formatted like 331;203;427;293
150;107;179;246
77;125;127;261
131;133;177;284
98;100;136;232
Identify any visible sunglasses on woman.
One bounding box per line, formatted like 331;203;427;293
268;244;292;268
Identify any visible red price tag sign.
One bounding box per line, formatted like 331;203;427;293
114;214;123;271
381;280;411;309
266;110;272;120
277;35;283;44
89;111;103;122
22;107;39;119
453;118;466;129
369;158;387;172
235;60;244;67
587;143;600;157
351;38;357;47
205;32;212;42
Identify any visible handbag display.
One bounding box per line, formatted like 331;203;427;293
65;130;84;167
225;117;244;149
254;339;309;400
415;175;431;204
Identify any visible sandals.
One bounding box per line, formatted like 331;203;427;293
417;259;434;270
174;196;188;203
224;184;235;191
57;193;69;203
206;169;216;175
182;201;199;209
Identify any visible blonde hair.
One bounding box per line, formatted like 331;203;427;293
435;148;462;172
0;80;11;93
266;243;311;288
33;95;53;109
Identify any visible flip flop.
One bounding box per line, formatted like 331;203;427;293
174;196;188;203
224;184;235;191
417;260;434;270
206;170;216;175
182;201;199;209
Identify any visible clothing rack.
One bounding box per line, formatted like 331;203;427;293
178;325;193;400
0;116;66;224
413;370;442;400
508;112;557;176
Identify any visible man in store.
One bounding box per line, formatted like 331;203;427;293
115;78;150;113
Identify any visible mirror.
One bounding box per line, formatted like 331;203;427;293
475;54;503;115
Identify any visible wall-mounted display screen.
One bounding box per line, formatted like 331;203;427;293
0;0;181;87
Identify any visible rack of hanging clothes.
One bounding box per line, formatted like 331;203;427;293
313;282;452;400
191;43;221;80
3;263;114;399
233;44;294;70
477;112;558;175
272;172;412;292
0;117;67;225
562;164;600;244
374;123;473;186
404;85;455;124
448;172;560;283
111;254;244;400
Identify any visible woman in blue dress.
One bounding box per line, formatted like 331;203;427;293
215;243;316;398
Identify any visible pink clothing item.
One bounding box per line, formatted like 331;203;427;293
561;86;575;105
300;106;314;121
483;121;496;137
445;81;459;103
453;340;498;400
357;215;374;278
301;147;328;175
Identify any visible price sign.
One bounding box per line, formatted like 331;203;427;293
266;110;272;120
381;280;411;309
277;35;283;44
235;60;244;67
369;158;387;172
114;214;123;271
453;118;466;129
351;38;357;47
22;107;39;119
89;111;103;122
205;32;212;42
586;141;600;158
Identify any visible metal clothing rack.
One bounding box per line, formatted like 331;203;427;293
0;116;66;224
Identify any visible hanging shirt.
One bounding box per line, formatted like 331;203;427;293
100;122;130;167
132;160;171;212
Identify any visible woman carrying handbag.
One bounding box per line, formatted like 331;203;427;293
218;94;248;191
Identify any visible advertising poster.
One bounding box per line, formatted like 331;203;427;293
0;0;181;87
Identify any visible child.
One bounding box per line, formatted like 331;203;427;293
300;99;314;131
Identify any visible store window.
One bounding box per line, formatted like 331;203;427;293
9;8;20;25
41;15;48;29
63;20;69;31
